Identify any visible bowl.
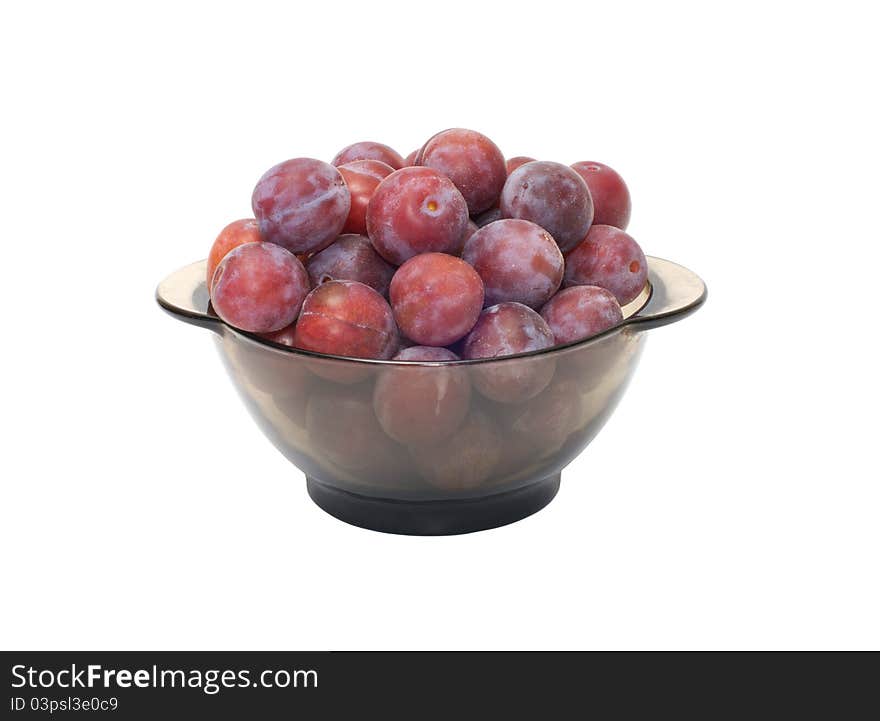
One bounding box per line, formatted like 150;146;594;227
157;255;706;534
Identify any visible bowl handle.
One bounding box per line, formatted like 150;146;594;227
155;260;222;333
627;256;707;331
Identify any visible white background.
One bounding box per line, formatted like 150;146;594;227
1;1;877;650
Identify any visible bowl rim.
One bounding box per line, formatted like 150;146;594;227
229;281;654;367
158;254;707;366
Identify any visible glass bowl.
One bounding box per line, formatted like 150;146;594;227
157;256;706;534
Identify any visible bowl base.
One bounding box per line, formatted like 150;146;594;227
306;474;561;536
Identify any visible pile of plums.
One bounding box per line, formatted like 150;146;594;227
208;128;647;366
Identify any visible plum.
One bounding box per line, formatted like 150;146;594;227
540;285;623;344
417;128;507;214
461;302;556;403
389;253;484;347
252;158;350;254
305;234;395;296
293;280;398;360
366;167;469;265
373;346;471;446
570;161;631;230
462;219;563;309
337;159;395;235
499;160;593;252
211;242;309;333
564;225;647;305
206;218;262;291
332;141;405;170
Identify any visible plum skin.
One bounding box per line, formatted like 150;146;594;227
417;128;507;215
461;302;556;403
260;322;297;348
473;206;503;228
206;218;262;291
211;242;310;334
539;285;623;344
499;160;594;253
450;219;480;257
366;167;470;266
372;346;471;446
461;302;555;359
332;141;406;170
570;161;631;230
251;158;350;255
462;218;563;309
506;156;535;174
389;253;485;347
305;234;395;296
293;279;398;360
564;225;648;305
337;160;395;236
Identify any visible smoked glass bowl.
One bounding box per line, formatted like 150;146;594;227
157;256;705;535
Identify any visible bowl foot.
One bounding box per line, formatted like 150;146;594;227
306;474;561;536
